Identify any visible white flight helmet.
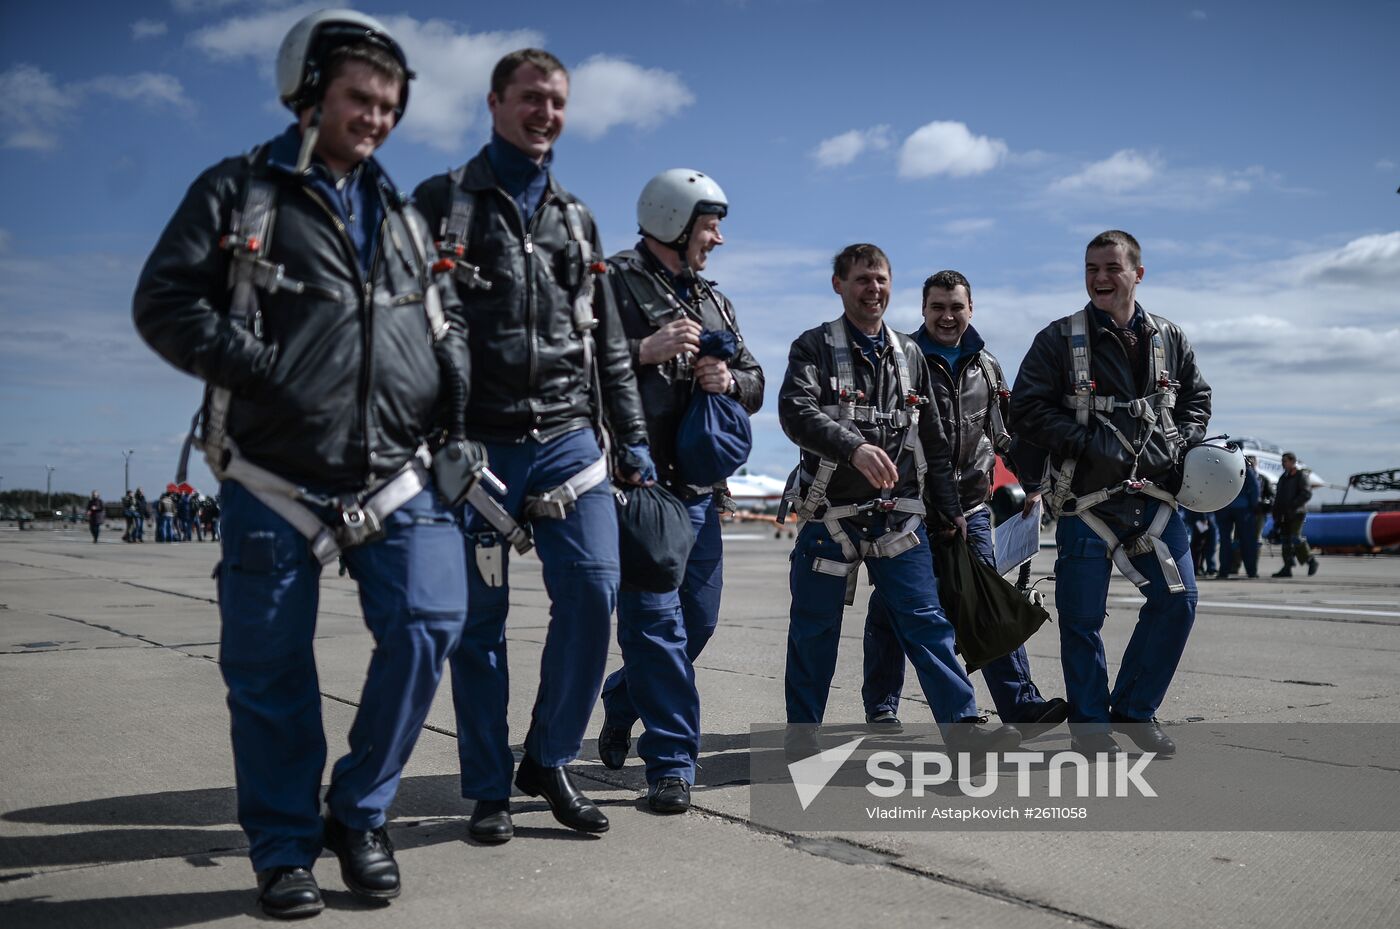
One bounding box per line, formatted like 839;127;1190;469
636;169;728;249
1176;438;1246;512
276;9;413;117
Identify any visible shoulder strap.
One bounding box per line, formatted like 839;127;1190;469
975;352;1012;453
440;164;476;248
825;319;856;396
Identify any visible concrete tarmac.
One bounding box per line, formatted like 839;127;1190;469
3;523;1399;928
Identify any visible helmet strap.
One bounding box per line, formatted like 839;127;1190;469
295;105;322;174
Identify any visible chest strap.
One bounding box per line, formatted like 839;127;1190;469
778;321;924;524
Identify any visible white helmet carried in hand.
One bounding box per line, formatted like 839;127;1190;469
636;169;728;249
277;9;413;116
1176;438;1246;512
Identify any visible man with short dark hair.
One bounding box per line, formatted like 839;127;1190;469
1011;230;1211;758
862;269;1069;737
1271;452;1318;577
777;245;1019;755
135;11;466;917
413;48;651;843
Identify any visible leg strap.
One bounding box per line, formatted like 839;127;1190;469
523;455;610;521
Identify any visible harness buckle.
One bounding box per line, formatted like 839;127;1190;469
839;387;865;402
1075;377;1096;395
905;391;927;407
1124;479;1145;494
336;498;383;548
219;233;261;255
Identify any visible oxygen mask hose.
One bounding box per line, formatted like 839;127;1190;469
295;106;321;175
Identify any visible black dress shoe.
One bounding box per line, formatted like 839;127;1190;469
1013;698;1070;739
865;711;904;733
1273;566;1293;577
322;815;400;901
468;798;513;844
256;866;324;919
1070;731;1122;756
1307;557;1319;576
515;756;609;834
647;777;691;814
945;721;1022;756
597;722;632;770
1110;714;1177;756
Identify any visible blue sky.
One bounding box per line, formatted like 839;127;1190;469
2;0;1397;502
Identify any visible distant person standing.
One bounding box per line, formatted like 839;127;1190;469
132;487;148;543
121;491;136;542
1271;451;1318;577
158;492;176;543
1214;456;1259;578
176;491;193;542
86;491;104;543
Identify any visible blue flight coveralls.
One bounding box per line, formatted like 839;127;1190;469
133;125;469;871
1010;303;1211;730
1215;461;1261;577
779;318;981;727
412;134;651;803
863;325;1056;725
598;243;764;786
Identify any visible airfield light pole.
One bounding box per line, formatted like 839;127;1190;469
45;465;55;525
123;449;134;494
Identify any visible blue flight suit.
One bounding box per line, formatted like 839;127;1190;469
450;428;620;800
863;506;1047;722
601;494;723;784
1215;464;1260;577
1054;500;1197;730
780;318;979;728
862;327;1051;725
219;481;466;870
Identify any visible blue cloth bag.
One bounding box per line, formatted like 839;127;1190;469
675;330;752;486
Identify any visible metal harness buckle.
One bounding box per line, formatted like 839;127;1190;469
335;498;383;548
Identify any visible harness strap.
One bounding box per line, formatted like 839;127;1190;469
436;167;493;292
814;505;925;605
523;455;610;521
975;352;1012;453
1075;501;1185;594
217;440;431;566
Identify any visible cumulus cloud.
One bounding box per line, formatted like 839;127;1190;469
131;19;168;40
190;13;689;149
565;55;694;140
189;1;319;62
1288;232;1400;287
1050;149;1159;194
379;15;541;152
85;73;194;113
897;121;1008;178
811;125;892;168
0;64;77;151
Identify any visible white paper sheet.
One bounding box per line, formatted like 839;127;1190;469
994;499;1043;576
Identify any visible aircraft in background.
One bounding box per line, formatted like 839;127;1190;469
1229;436;1329;494
727;467;786;507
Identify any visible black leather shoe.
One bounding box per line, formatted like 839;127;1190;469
945;721;1022;755
1273;566;1293;578
1012;697;1070;739
322;815;400;902
1307;557;1319;576
1110;714;1177;756
468;798;513;844
515;756;609;834
647;777;691;814
256;866;323;919
1070;731;1122;756
865;711;904;733
597;722;632;770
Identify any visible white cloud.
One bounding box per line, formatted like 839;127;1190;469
811;125;892;168
188;1;318;62
1050;148;1159;195
0;63;193;151
131;19;168;40
1190;9;1208;20
944;217;996;236
0;64;77;151
1377;159;1397;171
897;121;1008;179
172;0;268;14
565;55;694;140
381;16;541;152
85;73;194;113
1286;232;1400;287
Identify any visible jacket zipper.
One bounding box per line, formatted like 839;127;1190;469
304;185;380;479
